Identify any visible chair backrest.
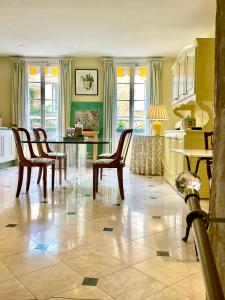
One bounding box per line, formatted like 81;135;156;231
12;127;37;163
204;131;213;150
33;128;52;156
114;129;133;163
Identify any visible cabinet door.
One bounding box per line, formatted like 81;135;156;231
186;48;195;97
178;56;186;99
172;63;179;102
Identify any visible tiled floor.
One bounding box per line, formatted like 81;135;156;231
0;163;207;299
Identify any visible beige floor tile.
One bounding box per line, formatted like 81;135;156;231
0;278;35;300
98;267;149;298
0;236;37;258
100;241;156;265
133;256;199;285
0;261;14;283
55;285;113;299
135;228;193;252
19;263;83;299
1;249;59;276
171;272;206;300
67;252;127;278
145;287;190;299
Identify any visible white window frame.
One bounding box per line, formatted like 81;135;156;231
115;62;150;135
25;60;60;136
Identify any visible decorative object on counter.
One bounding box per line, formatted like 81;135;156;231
74;123;83;136
75;69;98;95
146;104;168;136
181;115;196;129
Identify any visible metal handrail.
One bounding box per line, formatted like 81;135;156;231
176;172;224;300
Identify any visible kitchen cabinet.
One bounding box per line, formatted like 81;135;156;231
0;129;16;166
164;130;209;198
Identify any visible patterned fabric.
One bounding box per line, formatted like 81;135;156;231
95;159;114;164
30;158;54;164
130;135;164;176
98;153;112;158
48;152;66;157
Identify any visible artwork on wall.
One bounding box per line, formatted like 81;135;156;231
75;69;98;95
74;110;99;130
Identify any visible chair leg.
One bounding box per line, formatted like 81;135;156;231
43;166;47;198
64;156;67;180
59;159;62;185
100;168;103;180
16;163;24;197
26;167;32;191
37;167;42;184
93;165;96;200
96;167;99;192
52;164;55;191
117;167;125;200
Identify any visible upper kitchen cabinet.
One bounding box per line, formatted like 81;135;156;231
172;38;215;108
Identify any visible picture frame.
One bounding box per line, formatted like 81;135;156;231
75;69;98;95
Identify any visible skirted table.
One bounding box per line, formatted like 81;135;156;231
130;135;165;176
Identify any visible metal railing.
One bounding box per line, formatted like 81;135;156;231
176;172;224;300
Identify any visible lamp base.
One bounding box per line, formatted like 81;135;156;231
152;121;162;136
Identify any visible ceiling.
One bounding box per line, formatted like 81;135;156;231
0;0;216;57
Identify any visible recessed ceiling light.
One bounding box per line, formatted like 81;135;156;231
19;44;24;48
73;45;79;49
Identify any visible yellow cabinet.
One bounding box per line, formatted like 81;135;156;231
164;130;209;199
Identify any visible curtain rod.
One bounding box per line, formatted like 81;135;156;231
101;57;165;61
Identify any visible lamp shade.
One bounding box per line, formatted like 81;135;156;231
146;105;168;120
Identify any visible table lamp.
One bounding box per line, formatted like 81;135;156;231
146;105;168;136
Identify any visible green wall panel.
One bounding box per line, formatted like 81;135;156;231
70;102;103;156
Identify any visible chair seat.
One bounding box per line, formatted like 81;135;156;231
94;158;114;164
47;152;66;158
30;158;54;164
98;153;113;158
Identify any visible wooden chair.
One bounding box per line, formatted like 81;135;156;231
93;129;133;200
98;133;123;180
195;131;213;180
12;127;55;198
204;131;213;180
33;128;67;185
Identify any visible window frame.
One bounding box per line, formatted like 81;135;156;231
25;61;60;135
115;62;149;134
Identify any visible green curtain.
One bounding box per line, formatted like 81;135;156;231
149;60;162;104
103;59;115;152
59;58;72;136
11;57;25;127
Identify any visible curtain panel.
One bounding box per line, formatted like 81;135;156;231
103;59;115;152
149;60;162;105
59;58;72;136
11;57;25;127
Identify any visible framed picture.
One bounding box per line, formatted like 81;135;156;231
75;69;98;95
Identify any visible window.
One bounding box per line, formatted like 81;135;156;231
116;64;148;134
26;62;59;135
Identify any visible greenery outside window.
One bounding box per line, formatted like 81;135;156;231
26;62;59;135
115;64;149;134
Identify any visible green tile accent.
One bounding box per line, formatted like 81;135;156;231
152;216;161;219
5;224;17;227
157;251;169;257
82;277;98;286
67;212;76;215
70;102;103;156
103;227;113;232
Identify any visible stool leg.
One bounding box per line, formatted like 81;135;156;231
37;167;42;184
117;167;125;200
64;156;67;180
52;164;55;191
59;159;62;185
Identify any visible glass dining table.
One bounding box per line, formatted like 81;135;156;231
21;136;110;184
